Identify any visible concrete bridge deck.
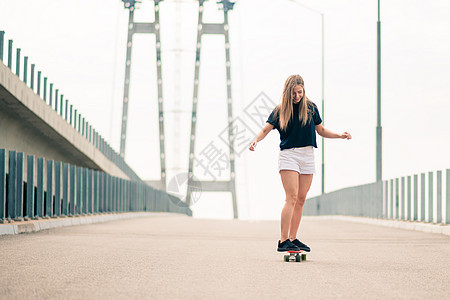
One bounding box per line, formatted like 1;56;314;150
0;214;449;299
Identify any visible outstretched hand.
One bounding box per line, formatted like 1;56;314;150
249;141;257;151
341;132;352;140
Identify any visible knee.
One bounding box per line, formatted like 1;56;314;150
285;193;298;206
296;196;306;206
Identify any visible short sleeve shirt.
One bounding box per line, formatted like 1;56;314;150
266;102;322;150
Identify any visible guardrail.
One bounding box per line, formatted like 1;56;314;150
0;149;191;222
0;30;140;181
304;169;450;224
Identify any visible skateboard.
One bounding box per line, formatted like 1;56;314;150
283;250;307;262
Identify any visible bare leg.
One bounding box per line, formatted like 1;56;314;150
279;170;299;241
289;174;313;240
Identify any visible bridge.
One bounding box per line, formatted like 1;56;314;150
1;0;449;298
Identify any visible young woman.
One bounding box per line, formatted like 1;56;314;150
249;74;352;252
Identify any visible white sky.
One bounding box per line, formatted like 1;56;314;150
1;0;449;220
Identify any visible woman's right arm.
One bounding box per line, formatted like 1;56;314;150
248;123;274;151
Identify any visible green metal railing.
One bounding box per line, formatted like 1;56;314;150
304;169;450;224
0;149;191;222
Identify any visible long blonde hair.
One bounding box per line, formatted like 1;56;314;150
275;74;312;131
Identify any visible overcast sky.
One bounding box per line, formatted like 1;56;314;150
1;0;449;220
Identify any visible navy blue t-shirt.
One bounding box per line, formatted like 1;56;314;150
266;102;322;150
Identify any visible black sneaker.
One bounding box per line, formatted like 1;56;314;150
291;239;311;252
277;239;300;252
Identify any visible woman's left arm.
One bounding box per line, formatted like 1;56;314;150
315;124;352;140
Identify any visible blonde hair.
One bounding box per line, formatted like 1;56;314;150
275;74;312;131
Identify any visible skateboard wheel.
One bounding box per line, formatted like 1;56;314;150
295;254;301;262
301;254;306;261
284;255;289;262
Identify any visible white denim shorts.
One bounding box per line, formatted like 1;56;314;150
278;146;316;174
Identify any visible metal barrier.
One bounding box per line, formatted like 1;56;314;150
0;30;140;182
0;149;191;222
304;169;450;224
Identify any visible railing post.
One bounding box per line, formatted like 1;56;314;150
69;165;76;216
103;174;107;213
15;152;24;221
7;40;12;69
117;178;121;213
82;117;85;136
0;31;4;62
55;89;59;112
65;99;69;121
23;56;28;84
128;181;131;212
389;179;393;219
125;181;129;212
413;174;418;221
111;177;115;212
74;109;77;129
420;173;425;221
114;177;118;213
106;173;110;213
15;48;20;76
105;174;110;213
30;64;35;91
0;149;6;222
54;161;61;217
146;185;150;212
97;172;105;213
126;181;129;212
82;168;87;215
120;179;123;212
407;176;412;221
108;175;112;213
102;172;106;213
87;169;93;214
120;178;124;212
395;178;399;220
7;150;16;220
43;77;47;101
131;182;135;212
60;94;64;116
49;83;53;107
436;170;442;224
400;177;405;220
37;71;41;96
76;167;82;215
70;105;73;125
94;171;98;214
111;176;114;213
36;158;44;218
383;181;387;218
120;178;123;212
62;163;69;216
124;179;127;212
115;177;118;213
150;186;154;212
142;184;146;212
428;171;433;223
446;169;450;225
119;178;125;212
46;160;53;218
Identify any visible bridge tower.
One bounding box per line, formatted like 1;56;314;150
186;0;238;218
119;0;166;190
